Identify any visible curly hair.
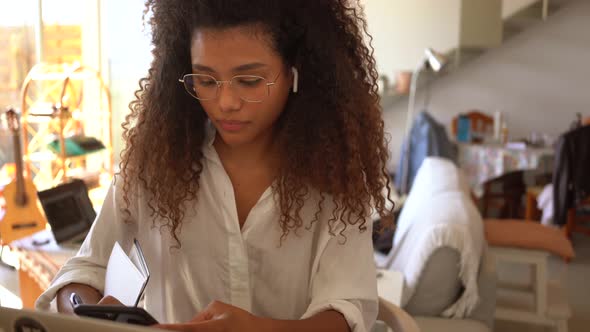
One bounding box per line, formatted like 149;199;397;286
120;0;394;245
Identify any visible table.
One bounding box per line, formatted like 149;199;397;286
491;247;570;332
374;268;405;332
458;143;554;197
9;229;78;308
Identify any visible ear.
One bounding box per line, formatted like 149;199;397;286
291;67;299;93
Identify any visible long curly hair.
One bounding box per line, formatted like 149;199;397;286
120;0;394;245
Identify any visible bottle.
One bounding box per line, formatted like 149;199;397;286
493;110;502;143
501;122;509;144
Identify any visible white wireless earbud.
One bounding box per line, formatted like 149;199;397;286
291;67;299;93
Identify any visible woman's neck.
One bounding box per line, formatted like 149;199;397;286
213;131;279;170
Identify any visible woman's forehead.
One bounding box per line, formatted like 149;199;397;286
191;26;276;57
190;26;282;73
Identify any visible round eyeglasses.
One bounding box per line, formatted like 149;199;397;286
178;73;279;103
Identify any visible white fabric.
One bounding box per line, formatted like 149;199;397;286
36;125;378;332
379;157;484;318
537;184;554;226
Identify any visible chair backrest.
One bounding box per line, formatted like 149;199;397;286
377;296;421;332
481;170;526;219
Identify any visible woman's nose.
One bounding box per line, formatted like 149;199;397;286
218;83;242;112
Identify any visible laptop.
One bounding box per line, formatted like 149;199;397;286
0;306;162;332
37;179;97;248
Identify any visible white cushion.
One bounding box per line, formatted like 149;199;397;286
383;157;485;318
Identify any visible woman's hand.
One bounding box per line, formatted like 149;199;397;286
56;283;103;314
155;301;267;332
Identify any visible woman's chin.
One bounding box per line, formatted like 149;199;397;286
216;130;253;147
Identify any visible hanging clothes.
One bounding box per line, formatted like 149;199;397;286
552;125;590;225
395;111;457;194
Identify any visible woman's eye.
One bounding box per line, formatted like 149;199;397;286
236;77;263;87
197;79;217;87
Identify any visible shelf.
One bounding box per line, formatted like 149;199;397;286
20;63;113;190
27;150;108;163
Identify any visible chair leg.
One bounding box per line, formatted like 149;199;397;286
556;319;568;332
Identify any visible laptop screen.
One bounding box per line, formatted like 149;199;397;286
43;195;84;230
37;179;97;244
0;306;155;332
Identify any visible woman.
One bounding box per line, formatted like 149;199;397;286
37;1;394;331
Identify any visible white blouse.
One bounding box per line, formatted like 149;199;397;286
36;127;378;332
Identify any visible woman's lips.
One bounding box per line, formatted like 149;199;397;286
218;120;249;132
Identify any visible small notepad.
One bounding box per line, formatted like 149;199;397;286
104;239;149;306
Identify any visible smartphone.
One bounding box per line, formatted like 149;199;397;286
74;304;159;326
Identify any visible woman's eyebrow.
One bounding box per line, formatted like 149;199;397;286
192;64;216;73
233;62;268;72
191;62;268;73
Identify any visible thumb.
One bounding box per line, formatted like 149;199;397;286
191;309;230;323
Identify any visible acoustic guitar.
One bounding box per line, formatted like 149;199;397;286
0;109;47;244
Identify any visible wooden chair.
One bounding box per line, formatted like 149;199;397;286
524;188;590;242
524;173;553;221
564;196;590;238
525;186;544;221
486;220;574;331
481;171;526;219
451;110;494;142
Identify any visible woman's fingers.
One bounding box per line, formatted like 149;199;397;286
97;295;124;306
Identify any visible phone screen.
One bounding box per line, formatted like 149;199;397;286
74;304;159;326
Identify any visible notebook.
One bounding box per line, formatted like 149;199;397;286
104;239;150;307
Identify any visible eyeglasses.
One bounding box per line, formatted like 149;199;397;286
178;73;280;103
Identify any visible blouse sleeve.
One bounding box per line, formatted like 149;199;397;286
301;220;378;332
35;176;139;310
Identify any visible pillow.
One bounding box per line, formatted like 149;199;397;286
404;247;462;316
484;219;575;260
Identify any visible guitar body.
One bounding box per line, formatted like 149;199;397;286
1;178;47;244
0;108;47;244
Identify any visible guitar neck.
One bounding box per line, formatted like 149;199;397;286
12;126;27;206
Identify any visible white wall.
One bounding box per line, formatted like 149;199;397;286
382;1;590;172
502;0;541;18
101;0;153;163
362;0;461;75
